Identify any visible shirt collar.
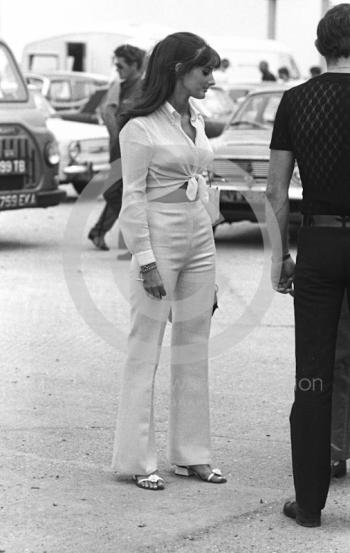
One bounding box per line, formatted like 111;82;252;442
163;99;202;124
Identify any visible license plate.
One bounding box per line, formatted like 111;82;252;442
0;159;26;175
0;192;37;210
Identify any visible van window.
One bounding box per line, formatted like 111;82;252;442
29;54;59;72
0;43;27;101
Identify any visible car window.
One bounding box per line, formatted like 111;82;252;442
26;76;45;91
196;88;233;117
232;92;283;127
30;88;56;118
49;80;72;101
71;80;92;101
228;88;250;102
0;43;27;102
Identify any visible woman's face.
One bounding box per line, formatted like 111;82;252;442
180;65;216;99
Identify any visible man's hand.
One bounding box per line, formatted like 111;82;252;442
271;255;296;294
142;268;166;299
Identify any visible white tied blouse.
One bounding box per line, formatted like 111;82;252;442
118;100;214;265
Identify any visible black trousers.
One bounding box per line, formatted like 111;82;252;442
292;226;350;513
91;180;123;237
331;296;350;462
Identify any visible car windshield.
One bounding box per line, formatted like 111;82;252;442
30;88;57;118
49;79;107;103
0;43;27;102
230;91;283;129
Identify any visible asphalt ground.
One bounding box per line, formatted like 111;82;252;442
0;186;349;552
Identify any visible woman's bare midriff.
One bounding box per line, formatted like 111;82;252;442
151;183;194;203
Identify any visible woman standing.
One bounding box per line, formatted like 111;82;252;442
112;32;226;490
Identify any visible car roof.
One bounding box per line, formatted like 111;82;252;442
243;80;305;96
24;70;110;82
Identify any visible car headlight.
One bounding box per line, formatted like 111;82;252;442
68;141;81;162
45;140;60;166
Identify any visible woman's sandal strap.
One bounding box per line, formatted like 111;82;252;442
134;473;165;489
175;465;227;483
207;468;225;482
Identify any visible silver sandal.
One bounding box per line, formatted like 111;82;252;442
174;465;227;483
133;472;165;490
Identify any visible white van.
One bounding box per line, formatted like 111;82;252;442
208;36;301;84
20;29;169;77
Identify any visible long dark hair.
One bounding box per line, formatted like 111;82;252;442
120;32;220;126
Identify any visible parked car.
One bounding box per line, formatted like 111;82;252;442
192;86;235;138
59;86;109;125
0;39;64;213
210;83;303;225
60;84;235;139
24;71;110;112
30;87;110;194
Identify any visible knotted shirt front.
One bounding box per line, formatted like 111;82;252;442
119;100;214;265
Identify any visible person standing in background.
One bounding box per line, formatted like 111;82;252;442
258;60;276;81
309;65;322;78
278;66;290;82
88;44;145;253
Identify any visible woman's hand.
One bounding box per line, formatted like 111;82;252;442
141;268;167;299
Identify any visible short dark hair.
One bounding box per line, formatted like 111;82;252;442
114;44;145;70
316;3;350;60
278;66;290;77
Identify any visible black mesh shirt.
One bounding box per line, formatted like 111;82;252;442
270;73;350;214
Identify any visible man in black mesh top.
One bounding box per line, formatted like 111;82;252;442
266;3;350;528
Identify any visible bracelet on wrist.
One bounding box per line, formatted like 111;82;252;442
140;262;157;274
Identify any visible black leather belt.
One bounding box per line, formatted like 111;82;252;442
303;214;350;228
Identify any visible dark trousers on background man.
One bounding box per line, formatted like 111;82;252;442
292;226;350;514
89;178;128;254
91;179;123;238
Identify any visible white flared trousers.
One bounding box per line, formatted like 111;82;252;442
112;200;216;474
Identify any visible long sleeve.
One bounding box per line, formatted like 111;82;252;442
119;119;156;265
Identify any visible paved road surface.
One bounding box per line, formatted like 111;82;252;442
0;187;349;552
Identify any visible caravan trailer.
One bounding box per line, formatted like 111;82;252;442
21;29;169;77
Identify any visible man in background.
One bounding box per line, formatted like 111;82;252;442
309;65;322;78
88;44;145;253
258;60;276;81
